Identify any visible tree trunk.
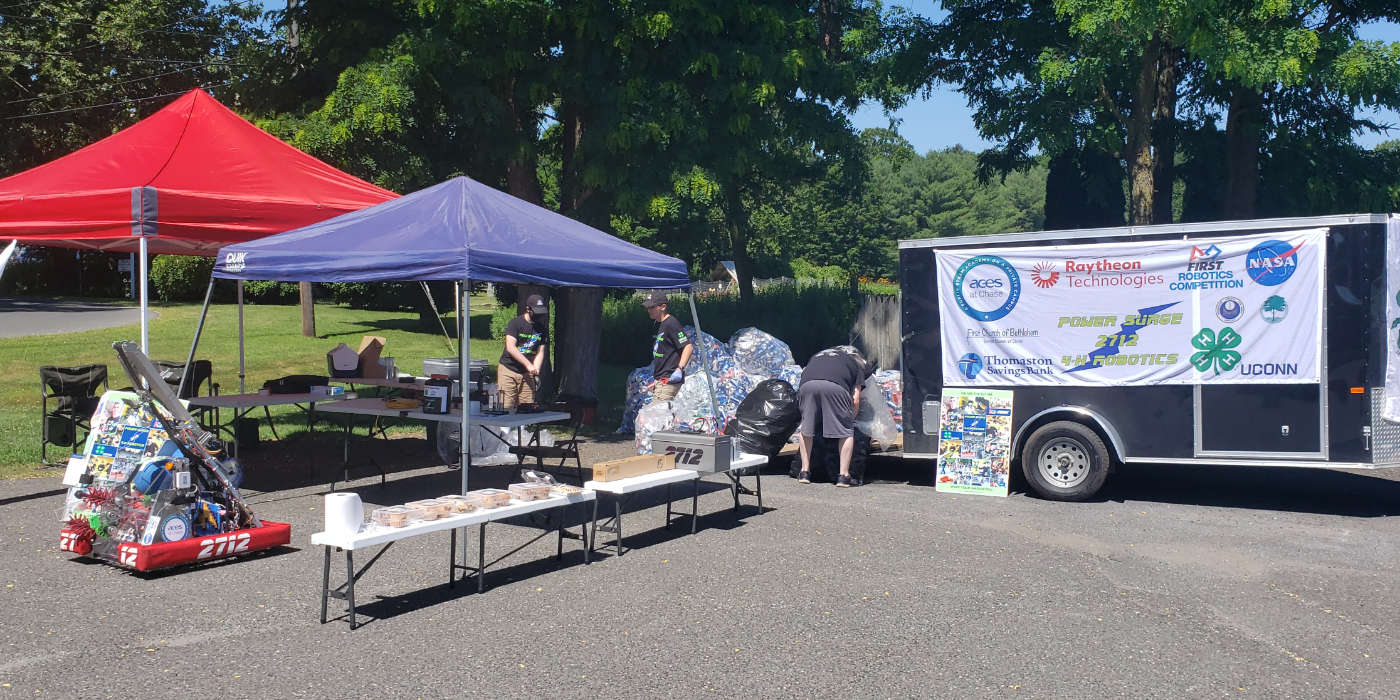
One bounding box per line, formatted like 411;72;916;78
817;0;844;59
516;284;553;396
299;281;315;337
1224;86;1262;219
1124;36;1162;225
504;76;543;205
1151;46;1179;225
724;185;755;301
553;287;603;402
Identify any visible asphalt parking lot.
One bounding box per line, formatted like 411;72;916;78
2;440;1397;698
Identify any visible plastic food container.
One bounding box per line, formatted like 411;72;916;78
404;500;438;521
549;484;583;497
508;483;552;501
371;506;410;528
440;495;478;514
466;489;511;509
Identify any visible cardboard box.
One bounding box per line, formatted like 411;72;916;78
590;453;675;482
356;336;387;378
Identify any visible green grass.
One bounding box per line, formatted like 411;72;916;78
2;295;643;479
1;300;505;478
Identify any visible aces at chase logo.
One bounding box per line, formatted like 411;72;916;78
953;255;1021;322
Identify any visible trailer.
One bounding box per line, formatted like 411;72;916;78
898;214;1400;500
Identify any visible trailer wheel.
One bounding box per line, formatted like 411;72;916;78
1021;421;1111;501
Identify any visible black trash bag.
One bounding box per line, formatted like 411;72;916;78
724;379;800;458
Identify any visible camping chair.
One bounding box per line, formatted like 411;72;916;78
40;364;108;467
154;359;220;427
509;408;586;485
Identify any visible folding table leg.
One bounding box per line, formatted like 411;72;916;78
614;499;623;556
345;550;357;630
449;527;457;587
319;546;331;623
664;483;673;529
589;498;599;554
477;523;487;593
691;479;699;535
556;508;564;561
263;405;280;440
755;472;763;512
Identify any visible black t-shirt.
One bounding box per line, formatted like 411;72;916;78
800;348;870;393
650;316;691;380
499;315;547;374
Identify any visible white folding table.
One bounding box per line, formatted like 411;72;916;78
311;489;595;629
186;390;354;456
585;468;701;556
310;398;569;487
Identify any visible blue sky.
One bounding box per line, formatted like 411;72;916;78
852;2;1400;153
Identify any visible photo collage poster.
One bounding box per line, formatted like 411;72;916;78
935;388;1013;497
70;391;176;489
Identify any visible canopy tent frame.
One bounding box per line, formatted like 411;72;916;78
0;89;396;354
180;277;722;497
190;174;723;497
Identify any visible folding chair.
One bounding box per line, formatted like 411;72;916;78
509;410;586;485
154;359;223;429
40;364;108;467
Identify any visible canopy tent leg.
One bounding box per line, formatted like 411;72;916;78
237;280;246;394
139;237;149;352
687;289;722;432
178;278;217;398
459;280;470;495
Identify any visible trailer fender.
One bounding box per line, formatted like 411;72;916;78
1012;406;1126;466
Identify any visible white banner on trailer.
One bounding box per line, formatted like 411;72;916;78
1384;216;1400;422
936;228;1326;386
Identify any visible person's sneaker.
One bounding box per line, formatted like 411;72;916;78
836;475;852;488
797;471;811;484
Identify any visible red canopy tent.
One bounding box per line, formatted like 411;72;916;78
0;89;396;349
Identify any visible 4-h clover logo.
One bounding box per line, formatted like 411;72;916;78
1191;327;1243;376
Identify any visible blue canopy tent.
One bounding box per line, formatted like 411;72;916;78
190;176;715;493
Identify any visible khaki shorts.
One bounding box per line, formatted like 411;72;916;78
652;380;680;402
497;364;535;409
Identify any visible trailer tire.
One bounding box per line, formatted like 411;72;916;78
1021;421;1110;501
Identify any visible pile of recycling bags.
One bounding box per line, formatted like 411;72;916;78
623;327;799;453
622;326;905;454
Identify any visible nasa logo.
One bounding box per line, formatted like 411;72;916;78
1245;239;1302;286
957;353;984;380
1215;296;1244;324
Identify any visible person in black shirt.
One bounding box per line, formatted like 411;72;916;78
642;291;692;402
796;346;873;487
497;294;548;410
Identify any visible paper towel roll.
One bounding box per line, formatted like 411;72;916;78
324;492;364;536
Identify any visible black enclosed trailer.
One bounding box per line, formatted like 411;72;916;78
899;214;1400;500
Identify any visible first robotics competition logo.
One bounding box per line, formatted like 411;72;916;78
953;256;1021;321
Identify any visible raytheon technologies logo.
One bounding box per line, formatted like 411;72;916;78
953;255;1021;322
1029;261;1060;288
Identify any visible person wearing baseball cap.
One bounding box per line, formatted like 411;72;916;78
642;291;692;401
497;293;549;410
